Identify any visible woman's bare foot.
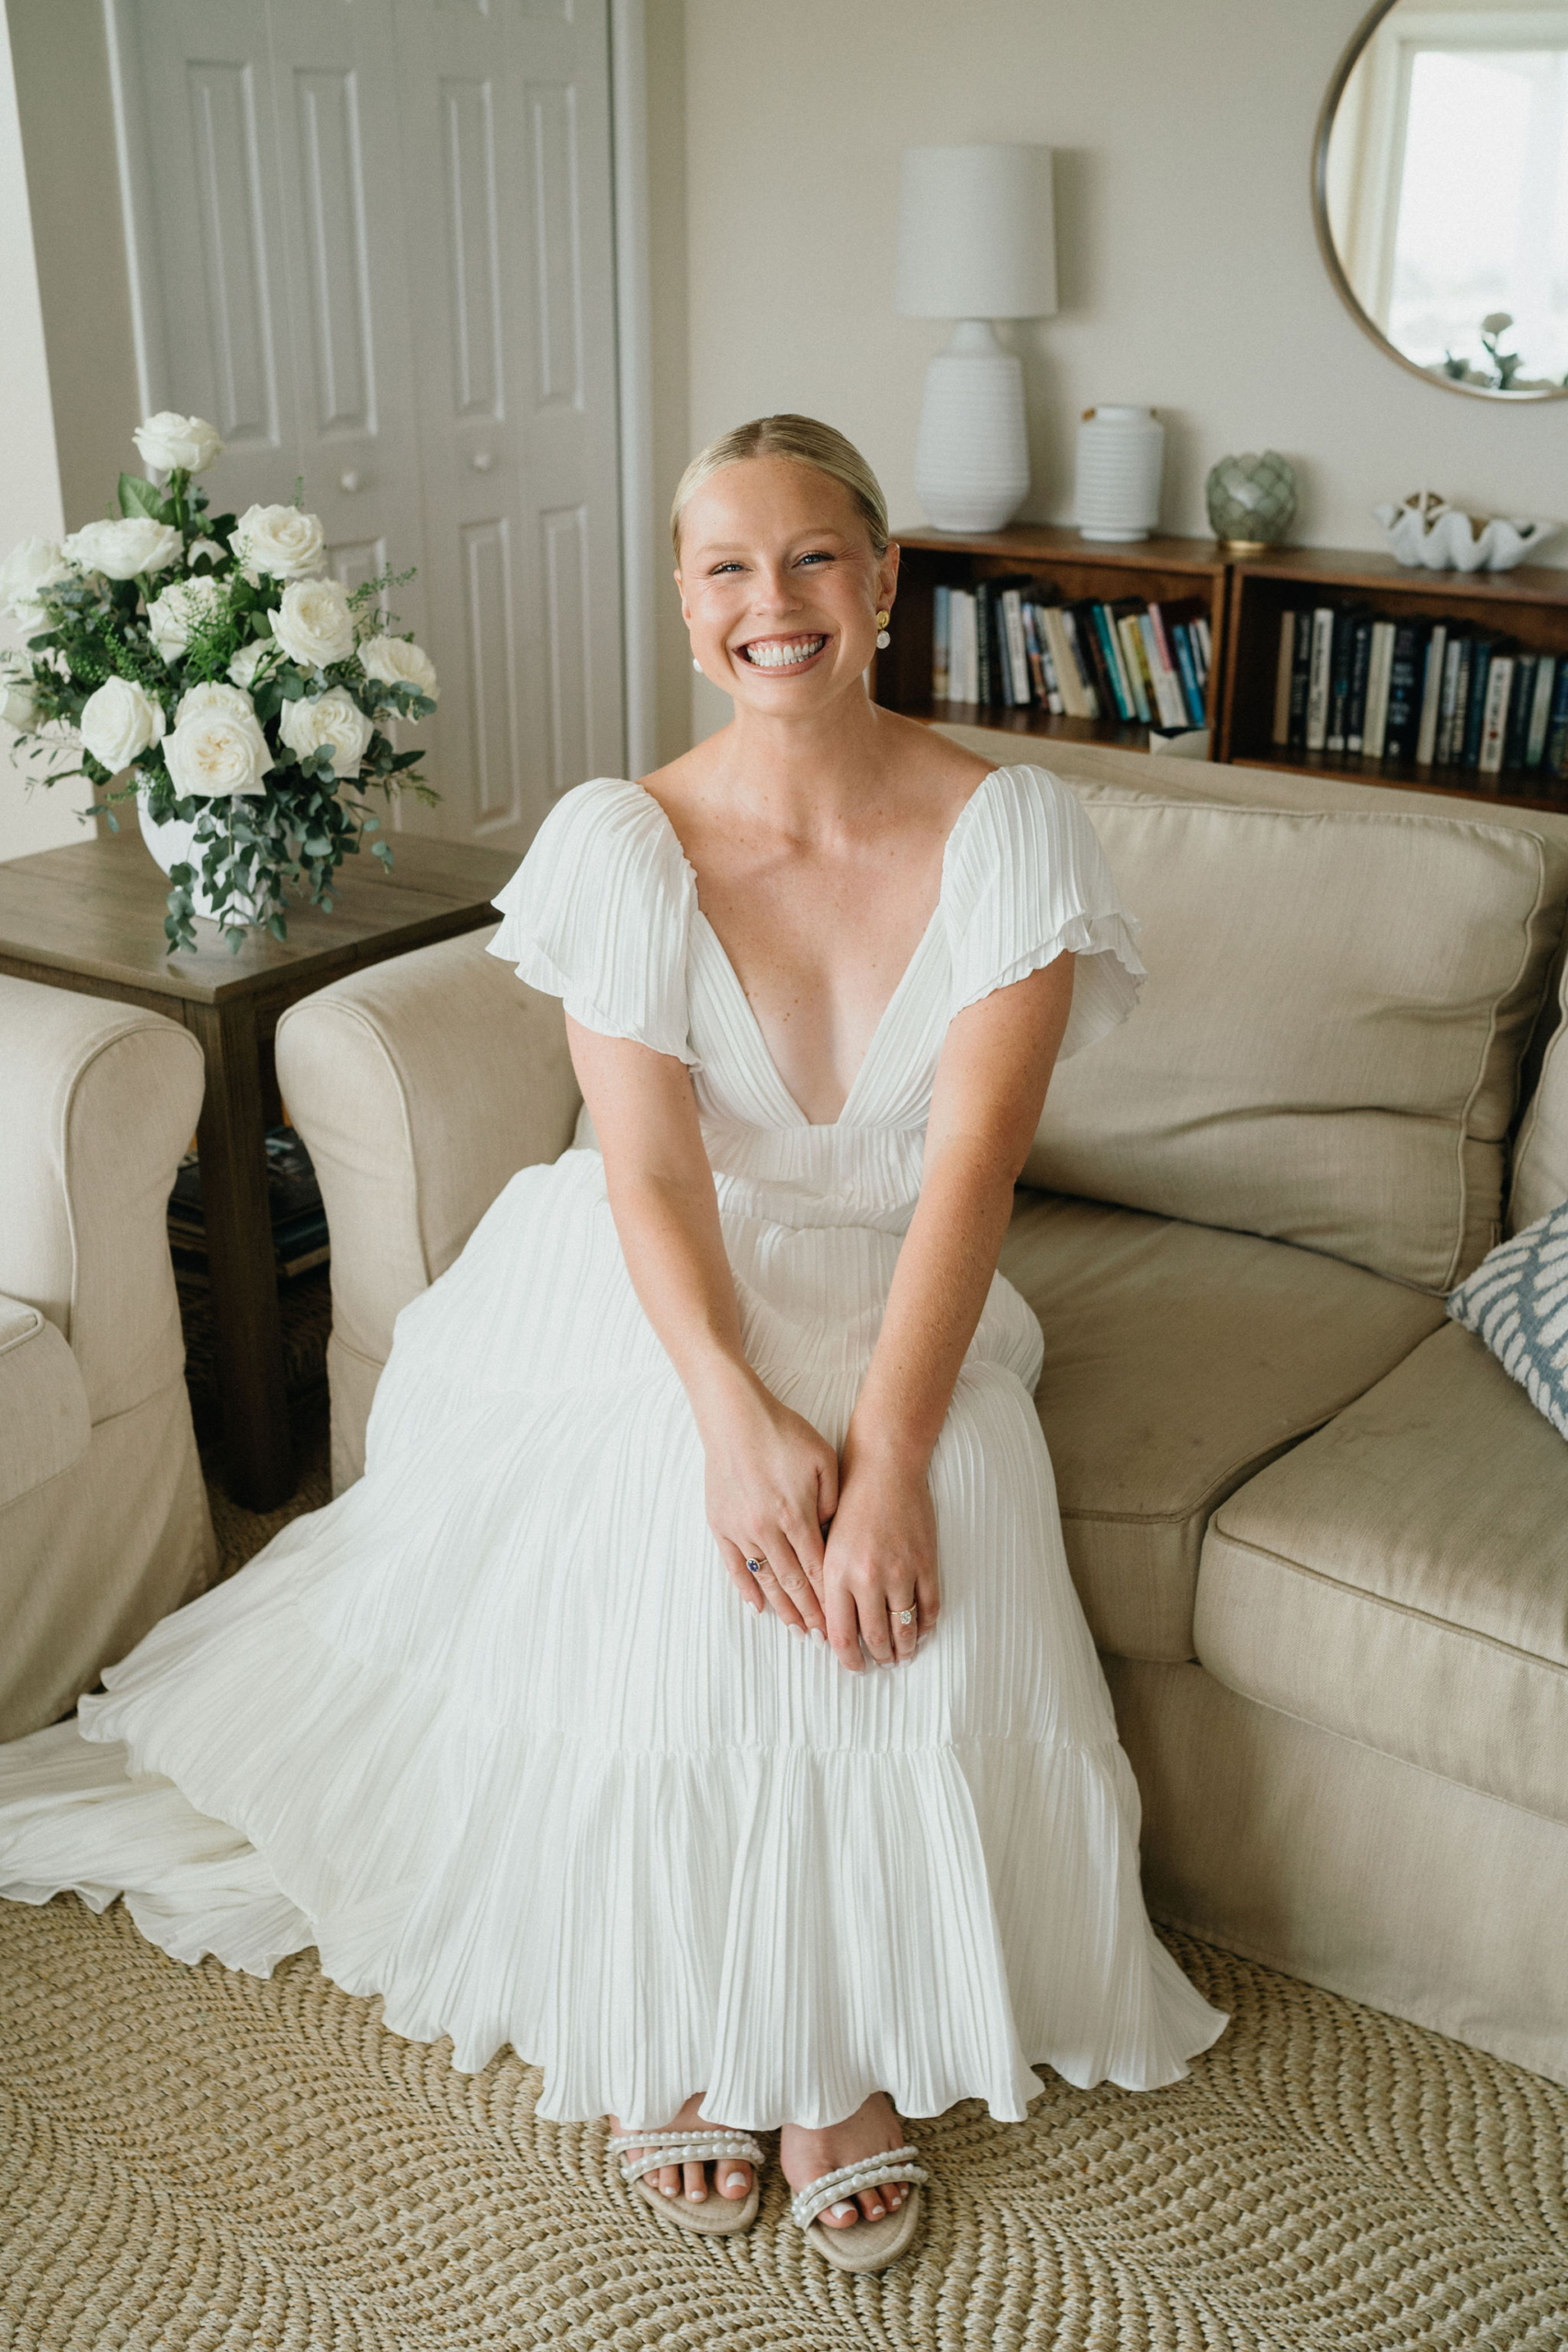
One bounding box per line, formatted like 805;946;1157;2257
780;2090;911;2229
608;2092;755;2206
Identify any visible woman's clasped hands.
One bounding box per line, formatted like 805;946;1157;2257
701;1370;940;1672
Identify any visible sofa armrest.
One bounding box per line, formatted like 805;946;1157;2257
0;976;206;1422
0;1294;91;1508
275;924;581;1378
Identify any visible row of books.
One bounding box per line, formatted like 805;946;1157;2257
1271;605;1568;780
168;1124;330;1285
932;579;1213;729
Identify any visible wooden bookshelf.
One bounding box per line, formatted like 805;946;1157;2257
1219;545;1568;813
875;525;1230;752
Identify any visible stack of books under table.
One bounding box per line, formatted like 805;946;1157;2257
167;1124;330;1285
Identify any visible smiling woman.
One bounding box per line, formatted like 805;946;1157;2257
0;414;1224;2285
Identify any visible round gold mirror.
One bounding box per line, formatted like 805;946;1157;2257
1315;0;1568;400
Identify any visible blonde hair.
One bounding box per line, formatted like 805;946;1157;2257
671;414;890;560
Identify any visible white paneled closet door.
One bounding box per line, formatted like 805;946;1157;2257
109;0;624;853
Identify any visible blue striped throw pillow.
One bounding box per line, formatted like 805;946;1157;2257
1447;1198;1568;1441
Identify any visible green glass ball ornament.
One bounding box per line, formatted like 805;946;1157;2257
1205;451;1296;549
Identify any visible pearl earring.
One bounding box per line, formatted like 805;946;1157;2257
693;657;702;673
875;610;891;650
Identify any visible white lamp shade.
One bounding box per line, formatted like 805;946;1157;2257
895;144;1057;320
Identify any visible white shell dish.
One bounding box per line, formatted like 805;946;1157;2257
1373;494;1558;572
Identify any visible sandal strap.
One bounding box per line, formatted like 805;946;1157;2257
790;2146;927;2230
608;2130;764;2184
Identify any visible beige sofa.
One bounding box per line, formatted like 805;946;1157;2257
275;741;1568;2090
0;976;217;1740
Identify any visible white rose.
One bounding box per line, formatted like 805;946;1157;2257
277;684;374;778
132;413;224;475
163;684;273;799
63;516;183;581
0;537;72;622
187;537;228;570
2;681;40;730
80;676;166;772
147;575;223;663
230;503;326;582
228;639;278;690
271;575;355;668
359;634;439;707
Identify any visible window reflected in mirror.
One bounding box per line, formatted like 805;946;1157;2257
1320;1;1568;398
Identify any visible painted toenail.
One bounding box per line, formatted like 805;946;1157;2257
723;2169;748;2190
829;2200;856;2221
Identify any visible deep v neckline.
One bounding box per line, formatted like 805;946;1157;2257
630;774;999;1131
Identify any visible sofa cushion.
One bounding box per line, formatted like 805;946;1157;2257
0;1294;90;1510
1021;787;1568;1293
1196;1321;1568;1826
1510;942;1568;1234
998;1192;1445;1662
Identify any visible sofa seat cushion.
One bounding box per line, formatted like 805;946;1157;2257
998;1193;1445;1662
1197;1320;1568;1825
0;1295;90;1510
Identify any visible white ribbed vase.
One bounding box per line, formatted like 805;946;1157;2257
913;321;1030;534
1075;405;1164;543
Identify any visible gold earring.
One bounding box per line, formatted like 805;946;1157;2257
875;610;891;650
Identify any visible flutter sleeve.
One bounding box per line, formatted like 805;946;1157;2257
942;763;1146;1061
486;777;700;1065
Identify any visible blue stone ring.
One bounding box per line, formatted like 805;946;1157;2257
745;1556;767;1577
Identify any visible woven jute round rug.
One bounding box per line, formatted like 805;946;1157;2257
2;1899;1564;2352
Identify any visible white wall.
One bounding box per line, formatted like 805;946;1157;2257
674;0;1568;741
0;0;81;859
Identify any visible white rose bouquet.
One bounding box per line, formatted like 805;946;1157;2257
0;413;438;952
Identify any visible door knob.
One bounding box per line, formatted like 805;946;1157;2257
339;469;364;493
471;451;494;472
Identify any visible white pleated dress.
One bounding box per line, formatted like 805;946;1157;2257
0;763;1224;2130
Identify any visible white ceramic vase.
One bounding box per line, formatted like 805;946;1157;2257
912;321;1031;534
138;795;265;927
1075;405;1165;542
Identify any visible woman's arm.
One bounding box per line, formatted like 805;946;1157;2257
818;954;1076;1672
566;1017;836;1635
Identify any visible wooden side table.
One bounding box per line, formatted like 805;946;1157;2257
0;822;517;1510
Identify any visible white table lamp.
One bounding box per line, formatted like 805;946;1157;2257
895;144;1056;534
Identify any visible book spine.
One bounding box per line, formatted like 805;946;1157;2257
1001;589;1032;708
1021;603;1055;711
1362;620;1394;760
1137;612;1184;727
1171;624;1206;726
1434;635;1463;766
1040;607;1080;715
1192;614;1213;675
1547;662;1568;778
1325;611;1356;753
1092;605;1135;719
1345;616;1374;752
1448;639;1475;767
1115;612;1153;722
1461;646;1493;768
1526;655;1557;770
1414;623;1448;766
1477;656;1513;775
1503;654;1535;772
1145;604;1189;726
1305;606;1336;752
931;584;950;702
1384;621;1427;762
1060;610;1101;718
1287;608;1314;750
975;582;995;704
1271;609;1295;745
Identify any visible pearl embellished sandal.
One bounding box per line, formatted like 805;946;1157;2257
608;2129;765;2236
790;2143;929;2273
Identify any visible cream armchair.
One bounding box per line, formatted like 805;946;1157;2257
0;976;217;1739
275;927;581;1493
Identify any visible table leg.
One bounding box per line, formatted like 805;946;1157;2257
184;1000;294;1510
